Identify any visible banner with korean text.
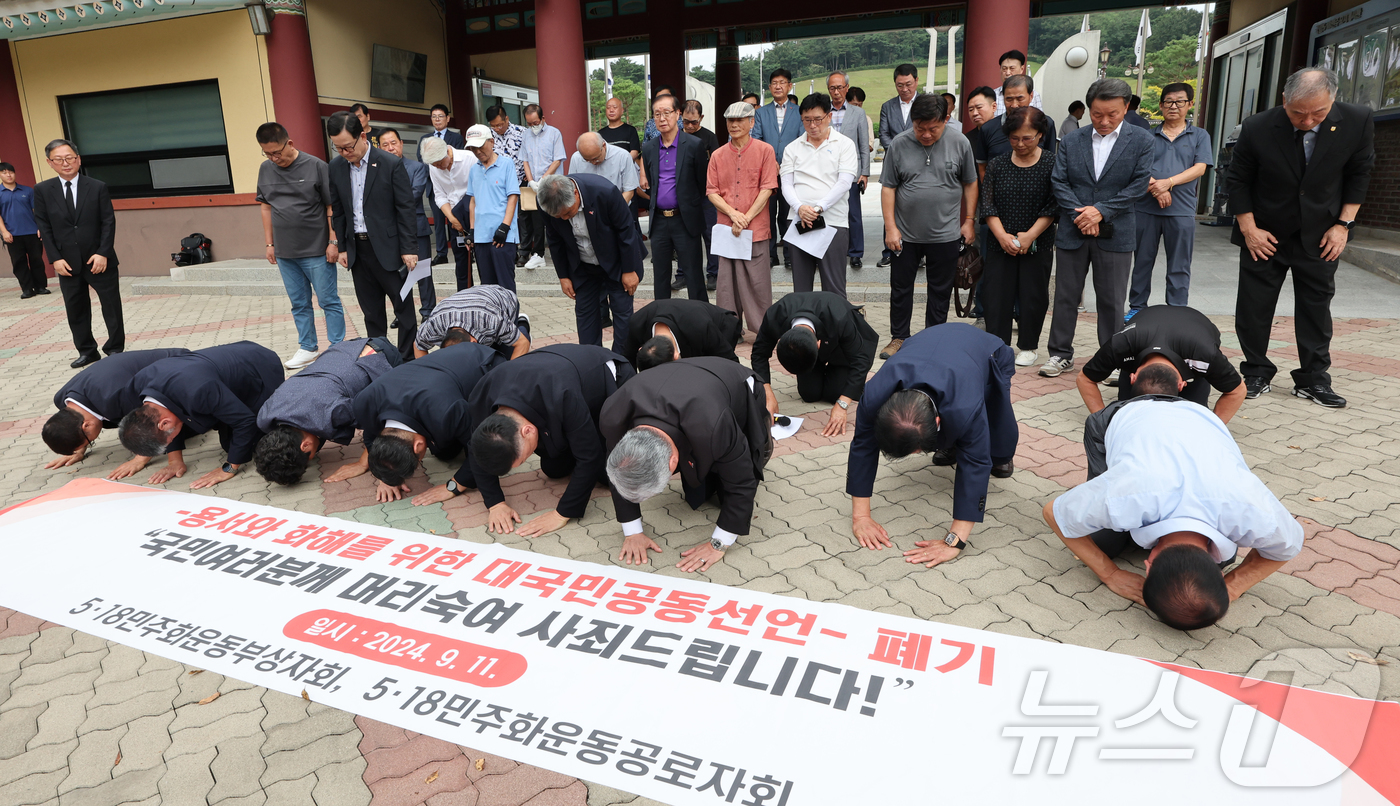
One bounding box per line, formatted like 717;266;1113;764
0;479;1396;805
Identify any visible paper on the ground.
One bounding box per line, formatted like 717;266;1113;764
710;224;754;260
399;262;433;299
0;479;1394;806
783;219;838;259
771;415;803;440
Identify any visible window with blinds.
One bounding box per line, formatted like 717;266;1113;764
58;80;233;198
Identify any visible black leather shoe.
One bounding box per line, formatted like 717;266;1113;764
876;255;891;268
849;258;862;270
390;317;400;330
71;353;100;369
706;276;717;291
36;288;51;295
670;276;686;291
931;448;956;466
19;290;35;299
104;347;123;356
991;460;1014;479
1243;376;1271;399
784;257;794;270
431;255;448;266
1293;384;1347;408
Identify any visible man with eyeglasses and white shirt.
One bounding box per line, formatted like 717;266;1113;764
779;93;859;298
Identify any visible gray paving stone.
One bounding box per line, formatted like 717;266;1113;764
259;705;357;755
80;685;179;736
309;757;370;806
19;630;75;670
114;713;175;775
167;687;263;734
164;711;266;762
213;793;268;806
0;739;77;789
11;650;105;690
937;602;1010;631
257;690;309;733
157;746;216;805
26;693;92;753
1334;611;1400;650
87;666;182;710
91;645;145;689
0;768;67;806
57;726;125;795
3;669;101;713
63;634;107;659
207;734;266;804
258;731;361;787
262;773;317;806
171;670;230;709
0;702;44;761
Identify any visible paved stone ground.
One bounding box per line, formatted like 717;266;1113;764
1;252;1399;805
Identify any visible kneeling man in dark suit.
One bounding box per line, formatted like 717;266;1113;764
456;344;634;535
117;342;285;489
600;357;772;573
750;291;878;437
43;347;190;476
622;298;742;370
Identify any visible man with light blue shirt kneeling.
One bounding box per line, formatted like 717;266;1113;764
1042;378;1303;631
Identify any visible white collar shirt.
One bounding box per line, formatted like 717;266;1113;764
899;97;913;123
779;129;859;222
1051;400;1303;562
430;149;477;212
349;147;371;233
1091;120;1125;181
61;174;81;211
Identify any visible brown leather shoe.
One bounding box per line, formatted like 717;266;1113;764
879;338;904;360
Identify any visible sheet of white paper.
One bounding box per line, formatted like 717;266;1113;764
771;415;803;440
399;263;433;300
709;224;754;260
783;220;838;259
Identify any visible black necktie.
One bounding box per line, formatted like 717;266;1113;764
64;181;75;215
1295;130;1308;175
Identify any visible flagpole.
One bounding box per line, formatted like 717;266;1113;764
1194;5;1212;122
1135;9;1151;99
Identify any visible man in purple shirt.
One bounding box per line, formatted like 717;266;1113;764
640;95;710;300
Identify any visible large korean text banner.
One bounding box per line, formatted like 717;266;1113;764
0;480;1395;805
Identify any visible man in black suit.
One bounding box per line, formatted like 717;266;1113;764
337;342;505;505
116;342;284;490
378;128;436;322
32;139;124;368
451;344;634;535
622;298;741;370
641;94;710;301
751;291;878;437
326;111;420;362
42;347;190;475
1227;67;1375;409
600;357;772;573
418;104;467;266
538;174;643;352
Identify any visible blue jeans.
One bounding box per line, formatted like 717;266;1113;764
277;256;345;351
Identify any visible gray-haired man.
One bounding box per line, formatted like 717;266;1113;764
1041;79;1155;378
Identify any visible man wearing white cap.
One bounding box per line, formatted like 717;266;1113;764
421;134;478;290
705;101;778;338
462;124;521;292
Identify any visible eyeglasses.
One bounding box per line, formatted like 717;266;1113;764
682;118;701;126
828;83;848;91
653;109;678;119
261;143;291;160
1008;134;1041;145
49;156;78;164
332;141;361;154
801;116;828;125
1161;99;1190;108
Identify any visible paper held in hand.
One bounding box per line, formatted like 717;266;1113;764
399;262;433;300
710;224;754;260
783;219;837;259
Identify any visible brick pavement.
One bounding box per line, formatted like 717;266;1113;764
0;278;1398;805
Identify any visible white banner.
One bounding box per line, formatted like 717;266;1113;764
0;480;1396;805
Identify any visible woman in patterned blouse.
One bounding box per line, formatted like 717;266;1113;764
979;105;1058;367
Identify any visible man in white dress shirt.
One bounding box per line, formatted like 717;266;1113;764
421;135;478;290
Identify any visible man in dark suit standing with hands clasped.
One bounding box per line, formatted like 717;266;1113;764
33;139;125;368
1227;67;1375;409
326;111;420;363
641;94;710;301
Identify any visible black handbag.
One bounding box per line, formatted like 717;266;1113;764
952;242;984;319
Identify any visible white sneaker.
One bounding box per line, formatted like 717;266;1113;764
1015;350;1037;367
285;348;318;370
524;254;546;269
974;317;986;330
1102;369;1120;385
1039;356;1073;377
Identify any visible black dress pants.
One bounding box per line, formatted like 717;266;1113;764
889;240;960;339
59;261;123;357
1234;234;1336;387
7;234;47;292
983;243;1052;351
651;215;706;301
351;244;417;363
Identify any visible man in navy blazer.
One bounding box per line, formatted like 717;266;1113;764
326;111;419;362
43;347;190;474
116;342;285;490
417;104;467;265
1042;79;1155;379
752;68;804;268
340;341;505;505
846;323;1018;569
538;174;643;353
641;94;710;301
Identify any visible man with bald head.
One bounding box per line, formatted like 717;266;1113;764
568;132;640;200
1227;67;1374;409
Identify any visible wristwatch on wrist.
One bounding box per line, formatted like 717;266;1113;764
328;239;339;246
711;539;725;552
1335;219;1356;230
837;399;850;410
221;462;238;475
943;532;967;550
445;479;464;496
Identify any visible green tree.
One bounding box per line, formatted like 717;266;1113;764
1146;37;1201;88
690;66;715;84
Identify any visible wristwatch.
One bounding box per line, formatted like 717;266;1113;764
711;539;725;552
943;532;967;550
221;462;238;475
837;399;850;410
445;479;464;496
1334;219;1356;230
328;239;339;246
